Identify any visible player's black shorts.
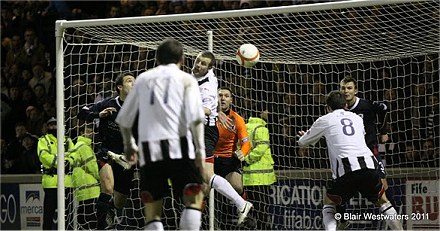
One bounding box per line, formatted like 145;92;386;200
139;159;203;200
95;149;134;195
111;161;135;195
205;125;219;163
368;144;387;178
214;156;241;178
326;169;384;205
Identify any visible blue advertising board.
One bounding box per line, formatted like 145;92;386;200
1;183;21;230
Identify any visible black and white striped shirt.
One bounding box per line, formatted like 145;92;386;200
298;109;377;179
116;64;204;165
196;69;218;126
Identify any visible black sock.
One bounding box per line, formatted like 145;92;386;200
96;193;112;229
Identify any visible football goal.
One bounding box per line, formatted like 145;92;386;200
55;0;439;230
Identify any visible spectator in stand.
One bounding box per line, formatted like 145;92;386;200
185;0;200;13
1;94;11;128
26;106;45;137
15;133;40;174
21;27;47;69
403;142;421;167
240;0;252;9
21;68;33;86
1;76;10;99
33;83;50;108
6;122;29;156
155;0;169;15
170;1;186;14
1;138;15;174
142;5;157;16
221;0;241;10
421;139;438;168
22;87;36;108
5;63;22;87
407;78;428;140
5;34;23;70
199;0;221;12
2;86;27;139
29;63;52;94
107;5;121;18
69;78;87;108
2;123;29;173
41;98;56;121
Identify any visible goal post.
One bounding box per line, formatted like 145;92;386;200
56;0;439;230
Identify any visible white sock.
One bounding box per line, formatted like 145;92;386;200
145;220;164;230
322;205;337;231
210;174;246;210
179;207;202;230
380;201;403;230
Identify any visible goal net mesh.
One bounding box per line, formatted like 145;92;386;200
62;0;439;230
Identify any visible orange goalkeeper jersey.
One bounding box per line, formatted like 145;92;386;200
214;109;250;158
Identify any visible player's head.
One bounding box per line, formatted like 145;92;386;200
192;50;215;78
115;72;135;98
340;75;358;103
326;90;347;111
218;87;233;112
156;38;184;65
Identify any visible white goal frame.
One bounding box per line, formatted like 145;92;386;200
54;0;432;229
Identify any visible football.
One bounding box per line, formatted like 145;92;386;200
236;44;260;68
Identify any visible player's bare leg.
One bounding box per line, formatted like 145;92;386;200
381;178;389;190
180;184;205;230
376;194;403;230
113;191;128;209
203;162;252;225
142;195;164;230
225;172;244;195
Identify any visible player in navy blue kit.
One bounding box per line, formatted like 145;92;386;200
340;76;389;187
338;76;391;229
78;72;136;230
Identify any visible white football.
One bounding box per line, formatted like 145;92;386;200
236;44;260;68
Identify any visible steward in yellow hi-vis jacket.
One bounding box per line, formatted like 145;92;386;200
243;116;276;186
68;125;100;229
38;117;75;230
243;113;277;230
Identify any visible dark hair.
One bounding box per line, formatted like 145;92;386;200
114;72;135;94
340;75;358;90
156;38;183;65
218;86;233;97
326;90;346;110
198;50;216;68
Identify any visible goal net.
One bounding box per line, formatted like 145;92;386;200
58;0;439;230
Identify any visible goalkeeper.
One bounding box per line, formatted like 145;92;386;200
77;72;136;230
214;87;251;228
214;87;250;199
